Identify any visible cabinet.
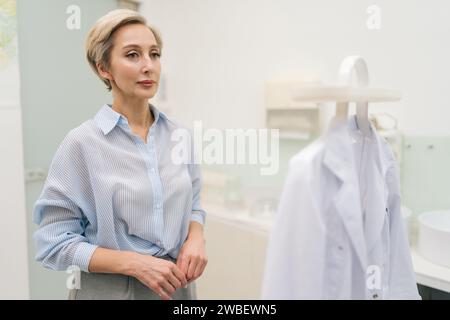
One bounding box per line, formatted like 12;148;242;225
196;213;269;299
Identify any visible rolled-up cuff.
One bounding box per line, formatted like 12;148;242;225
190;211;205;226
72;242;99;273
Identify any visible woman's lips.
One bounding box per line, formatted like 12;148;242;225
137;80;156;87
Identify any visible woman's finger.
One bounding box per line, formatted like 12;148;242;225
172;264;188;287
196;258;207;280
160;279;177;297
187;256;198;280
156;286;172;300
166;270;182;290
177;254;190;275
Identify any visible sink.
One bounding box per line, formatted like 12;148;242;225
401;206;413;243
402;206;412;226
418;211;450;268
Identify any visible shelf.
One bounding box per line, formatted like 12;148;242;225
292;85;401;103
279;132;311;140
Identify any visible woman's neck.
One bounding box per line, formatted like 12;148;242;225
111;95;154;129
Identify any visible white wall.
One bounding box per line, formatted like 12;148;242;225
0;0;29;299
141;0;450;136
0;107;29;299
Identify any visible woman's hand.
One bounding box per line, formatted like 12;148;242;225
176;231;208;283
127;253;188;300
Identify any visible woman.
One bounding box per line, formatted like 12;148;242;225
33;9;207;300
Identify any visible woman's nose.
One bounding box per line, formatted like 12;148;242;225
142;55;156;73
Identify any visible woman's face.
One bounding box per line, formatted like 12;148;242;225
104;23;161;100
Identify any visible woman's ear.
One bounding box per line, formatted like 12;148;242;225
97;63;113;81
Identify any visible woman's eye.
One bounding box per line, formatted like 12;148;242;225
151;52;161;59
126;52;139;58
126;51;160;59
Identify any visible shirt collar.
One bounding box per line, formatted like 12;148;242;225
94;103;168;135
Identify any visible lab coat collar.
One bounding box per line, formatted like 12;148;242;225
346;115;392;179
322;116;393;270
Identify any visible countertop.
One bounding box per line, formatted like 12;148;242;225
204;203;450;293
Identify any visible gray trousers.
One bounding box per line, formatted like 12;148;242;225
68;255;197;300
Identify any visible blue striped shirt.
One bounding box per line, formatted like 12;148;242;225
33;104;206;272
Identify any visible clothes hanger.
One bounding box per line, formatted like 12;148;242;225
291;55;402;137
337;55;370;136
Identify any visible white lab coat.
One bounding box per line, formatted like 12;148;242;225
262;116;420;300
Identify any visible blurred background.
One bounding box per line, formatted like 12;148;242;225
1;0;450;299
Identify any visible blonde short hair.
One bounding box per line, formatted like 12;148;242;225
85;9;163;91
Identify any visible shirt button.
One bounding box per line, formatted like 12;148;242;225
373;293;379;299
338;245;344;251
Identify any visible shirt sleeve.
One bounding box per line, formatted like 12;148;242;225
33;132;98;272
188;162;206;225
187;130;206;226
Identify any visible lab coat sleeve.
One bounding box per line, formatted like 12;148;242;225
386;165;421;300
33;133;98;272
262;162;327;299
